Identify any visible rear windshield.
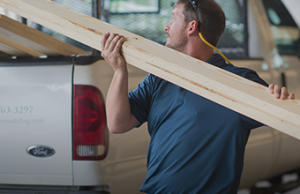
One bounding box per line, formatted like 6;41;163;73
29;0;249;58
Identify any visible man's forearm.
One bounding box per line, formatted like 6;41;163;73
102;32;139;133
106;68;135;133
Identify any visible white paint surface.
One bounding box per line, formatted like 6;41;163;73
282;0;300;27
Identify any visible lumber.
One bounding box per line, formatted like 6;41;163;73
0;50;9;58
0;0;299;140
0;14;89;56
0;26;58;56
0;41;28;56
0;35;44;57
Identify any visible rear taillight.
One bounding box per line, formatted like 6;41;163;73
73;85;108;160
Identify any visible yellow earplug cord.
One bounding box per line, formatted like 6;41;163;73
189;0;232;65
199;32;232;65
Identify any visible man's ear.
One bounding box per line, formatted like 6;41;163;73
187;20;198;35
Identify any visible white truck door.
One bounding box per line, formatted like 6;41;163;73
260;0;300;175
0;57;74;185
241;0;300;188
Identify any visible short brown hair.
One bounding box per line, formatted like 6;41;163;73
174;0;225;46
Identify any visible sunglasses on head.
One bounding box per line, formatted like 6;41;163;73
189;0;201;32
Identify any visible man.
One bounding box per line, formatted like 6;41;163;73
101;0;295;193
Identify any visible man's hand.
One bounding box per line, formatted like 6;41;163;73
269;84;295;100
101;32;126;71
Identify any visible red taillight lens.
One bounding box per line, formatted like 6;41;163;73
73;85;108;160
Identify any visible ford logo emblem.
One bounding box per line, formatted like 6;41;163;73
27;145;55;158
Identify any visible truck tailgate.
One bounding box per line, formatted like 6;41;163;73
0;57;73;185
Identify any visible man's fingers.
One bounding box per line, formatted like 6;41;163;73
105;34;124;55
109;35;123;52
289;93;295;100
269;84;275;94
280;87;288;100
274;84;281;98
101;32;110;51
113;36;124;53
269;84;295;100
101;33;124;62
100;32;126;70
104;33;117;51
272;84;287;99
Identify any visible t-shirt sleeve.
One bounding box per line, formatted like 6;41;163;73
242;69;268;87
238;68;269;130
128;73;154;127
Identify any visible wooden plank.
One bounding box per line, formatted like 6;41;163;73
0;50;10;58
0;35;44;57
0;0;299;139
0;14;89;56
0;26;59;56
0;41;29;56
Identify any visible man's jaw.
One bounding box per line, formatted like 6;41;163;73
165;33;170;47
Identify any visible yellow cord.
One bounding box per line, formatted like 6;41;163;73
199;32;232;64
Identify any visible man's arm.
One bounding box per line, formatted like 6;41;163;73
101;32;140;134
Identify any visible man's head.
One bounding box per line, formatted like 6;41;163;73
164;3;189;51
173;0;226;47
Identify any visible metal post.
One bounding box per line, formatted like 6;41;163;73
92;0;101;55
92;0;101;19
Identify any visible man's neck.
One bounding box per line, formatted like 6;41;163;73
181;39;214;62
185;48;214;62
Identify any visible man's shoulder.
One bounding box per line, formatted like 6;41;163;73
144;73;166;86
207;54;268;86
145;73;159;81
223;65;268;86
223;65;255;76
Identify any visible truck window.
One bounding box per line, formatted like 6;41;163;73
102;0;248;58
261;0;300;57
104;0;160;14
27;0;249;58
101;0;170;45
216;0;248;58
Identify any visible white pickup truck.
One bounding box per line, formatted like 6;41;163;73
0;0;299;193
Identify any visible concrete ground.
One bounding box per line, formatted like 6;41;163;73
238;173;300;194
238;186;300;194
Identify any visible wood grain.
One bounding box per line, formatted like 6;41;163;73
0;14;89;56
0;35;44;57
0;41;29;56
0;0;299;139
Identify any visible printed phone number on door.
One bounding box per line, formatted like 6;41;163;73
0;106;33;114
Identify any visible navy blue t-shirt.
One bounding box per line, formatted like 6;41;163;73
128;54;268;194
